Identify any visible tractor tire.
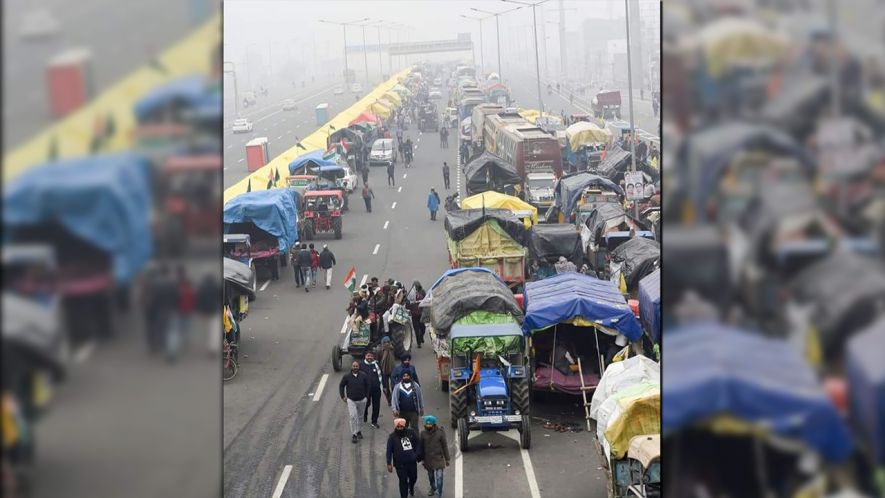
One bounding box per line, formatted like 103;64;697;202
270;255;281;281
333;218;343;239
519;415;531;449
304;222;315;240
391;324;412;359
449;380;468;428
331;344;343;372
511;376;531;418
458;417;469;452
281;253;288;267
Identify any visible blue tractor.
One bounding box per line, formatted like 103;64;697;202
449;322;532;451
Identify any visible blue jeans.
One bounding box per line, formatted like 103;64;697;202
427;468;444;497
300;267;312;287
310;267;318;286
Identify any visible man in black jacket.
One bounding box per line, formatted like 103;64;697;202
339;361;370;443
319;245;336;290
296;243;313;292
387;418;422;498
360;350;384;429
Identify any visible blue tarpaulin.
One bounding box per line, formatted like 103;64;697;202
553;171;624;214
638;269;661;342
663;323;854;463
223;189;300;252
134;75;218;122
3;152;153;284
522;272;643;341
847;318;885;465
288;150;337;175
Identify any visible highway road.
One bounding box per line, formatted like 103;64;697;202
222;78;607;498
3;0;206;148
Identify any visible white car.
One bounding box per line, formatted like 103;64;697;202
231;118;253;133
369;139;397;166
20;9;60;40
282;99;297;111
429;88;442;99
434;77;442;85
351;83;363;94
334;85;344;95
341;166;359;192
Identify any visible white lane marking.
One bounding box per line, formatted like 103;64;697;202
260;280;271;291
419;132;423;136
391;202;397;209
277;135;282;140
271;465;293;498
238;158;244;163
398;187;402;193
227;145;233;149
454;433;464;498
360;274;368;287
312;374;329;401
373;244;380;255
74;341;95;364
288;129;292;133
383;220;389;230
224;167;228;171
340;317;349;335
403;174;407;179
500;432;542;498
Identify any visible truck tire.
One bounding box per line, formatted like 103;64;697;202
519;415;531;449
331;344;343;372
304;222;314;240
391;324;412;359
333;218;343;239
458;417;469;452
449;381;467;428
511;376;531;418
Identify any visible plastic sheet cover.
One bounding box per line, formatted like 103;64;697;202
223;258;256;299
663;323;854;463
638;269;661;342
429;270;523;334
528;224;583;266
609;237;660;289
134;74;216;122
597;382;661;460
3;293;65;373
444;209;527;245
554;171;625;214
583;203;631;249
590;355;660;419
846;318;885;465
223;188;300;252
288;150;338;175
462;151;521;192
3;152;153;284
522;272;644;341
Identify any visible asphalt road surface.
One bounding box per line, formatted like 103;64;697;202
223;81;607;498
3;0;203;148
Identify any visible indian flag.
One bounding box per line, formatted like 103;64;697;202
323;145;337;160
343;266;356;293
339;138;349;154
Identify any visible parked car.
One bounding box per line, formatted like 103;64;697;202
342;165;359;192
429;87;442;99
231;118;253;133
334;85;344;95
351;83;363;94
434;77;442;85
282;99;297;111
369;139;397;166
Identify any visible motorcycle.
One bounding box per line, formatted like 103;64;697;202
445;192;460;212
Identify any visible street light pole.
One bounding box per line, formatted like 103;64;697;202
501;0;547;115
319;18;370;84
461;15;488;78
223;61;240;118
623;0;638;219
471;6;522;80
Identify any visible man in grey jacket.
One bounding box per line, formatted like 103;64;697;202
391;371;424;430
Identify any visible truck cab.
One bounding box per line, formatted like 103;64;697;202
526;173;556;212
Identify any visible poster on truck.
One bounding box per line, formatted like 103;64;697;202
625;171;645;201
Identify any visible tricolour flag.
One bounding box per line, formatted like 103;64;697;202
322;145;336;161
343;266;356;293
339;139;349;154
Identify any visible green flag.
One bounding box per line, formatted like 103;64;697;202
148;57;168;74
330;124;336;131
274;168;280;185
48;135;58;161
246;178;252;193
105;113;116;141
295;137;306;150
266;177;273;190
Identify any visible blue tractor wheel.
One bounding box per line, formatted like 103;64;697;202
457;417;469;452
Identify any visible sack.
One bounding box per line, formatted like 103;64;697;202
391;303;412;326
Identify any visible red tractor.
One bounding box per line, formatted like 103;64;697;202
301;190;344;240
156;154;222;255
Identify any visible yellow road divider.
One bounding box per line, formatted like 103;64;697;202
3;14;221;184
223;67;412;205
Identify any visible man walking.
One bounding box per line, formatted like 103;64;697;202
296;243;313;292
360;350;384;429
442;163;450;190
309;243;320;289
427;188;440;221
652;98;659;118
319;244;336;290
387;418;422;498
290;246;304;288
379;336;397;405
392;371;425;430
339;360;371;444
363;182;375;212
391;352;420;387
361;163;370;185
420;415;450;498
388;160;396;187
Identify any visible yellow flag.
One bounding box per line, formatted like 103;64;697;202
650;156;658;169
619;272;627;294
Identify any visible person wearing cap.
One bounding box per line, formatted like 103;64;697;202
554;256;577;274
339;360;371;444
296;243;313;292
308;243;320;289
391;371;425;430
387;417;422;498
419;415;450;497
427;188;440;221
319;245;336;290
379;336;397;405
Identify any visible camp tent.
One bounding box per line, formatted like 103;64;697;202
383;91;402;106
461;191;538;227
288;150;337;175
349;111;379;126
370;102;392;118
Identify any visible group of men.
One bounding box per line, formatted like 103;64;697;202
289;243;337;292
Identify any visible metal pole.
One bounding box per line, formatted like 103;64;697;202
268;43;272;87
362;25;370;86
479;21;485;78
624;0;638;219
558;0;567;80
531;6;543;114
829;0;840;116
496;15;502;79
377;26;384;79
343;25;350;82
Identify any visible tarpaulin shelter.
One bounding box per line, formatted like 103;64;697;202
846;318;885;465
134;74;217;123
528;224;584;267
597;145;660;184
223;188;300;252
554;171;625;214
595;381;660;460
461;191;538;226
349;111;379;127
223;257;256;301
609;237;660;290
582;203;634;252
3;152;153;284
566;122;612;152
663;323;854;463
638;269;661;342
288;150;337;175
370;101;392;118
522;272;644;341
428;268;523;335
444;209;528;285
383;91;402;106
462;151;521;196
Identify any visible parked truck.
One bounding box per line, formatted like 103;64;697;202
444;209;529;292
223;188;299;281
591;90;621;119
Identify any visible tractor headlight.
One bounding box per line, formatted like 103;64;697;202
515;410;520;415
470;411;476;417
514;369;523;375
